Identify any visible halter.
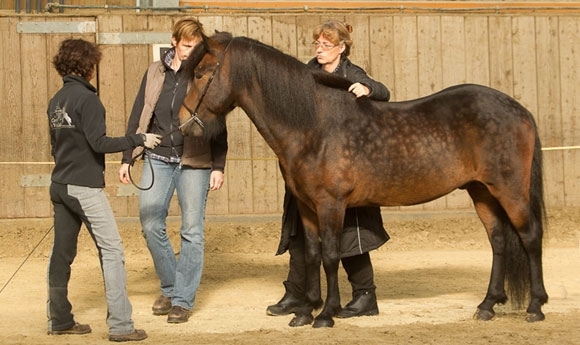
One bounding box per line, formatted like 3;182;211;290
178;39;233;132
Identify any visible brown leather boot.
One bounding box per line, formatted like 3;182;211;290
152;295;172;315
48;322;92;335
167;306;190;323
109;329;147;342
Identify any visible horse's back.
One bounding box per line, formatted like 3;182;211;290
376;83;537;145
392;84;532;120
330;83;539;205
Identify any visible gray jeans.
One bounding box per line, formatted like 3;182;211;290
47;182;135;335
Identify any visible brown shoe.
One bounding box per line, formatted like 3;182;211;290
109;329;147;342
152;295;172;315
167;306;190;323
48;322;92;335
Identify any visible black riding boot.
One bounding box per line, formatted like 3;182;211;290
337;253;379;318
266;291;304;316
336;290;379;318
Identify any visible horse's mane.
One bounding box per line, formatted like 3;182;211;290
186;32;361;130
310;68;353;91
227;35;319;130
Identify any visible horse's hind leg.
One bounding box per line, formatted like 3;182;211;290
467;183;510;321
521;216;548;322
469;180;548;322
498;197;548;322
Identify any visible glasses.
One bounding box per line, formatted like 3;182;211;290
312;41;338;51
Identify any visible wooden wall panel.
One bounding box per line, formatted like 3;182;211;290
418;15;443;96
369;16;395;94
21;17;92;218
559;17;580;206
296;15;321;63
2;11;580;219
2;167;25;218
392;16;419;102
535;17;565;206
464;16;490;85
348;15;371;72
488;16;514;95
22;166;52;217
20;17;48;163
1;17;24;217
441;16;466;86
512;16;538;113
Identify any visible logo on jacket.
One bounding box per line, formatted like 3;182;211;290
49;103;74;129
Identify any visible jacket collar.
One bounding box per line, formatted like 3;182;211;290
63;75;97;93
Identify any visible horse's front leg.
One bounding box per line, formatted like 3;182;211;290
312;231;341;328
289;206;322;327
312;208;345;328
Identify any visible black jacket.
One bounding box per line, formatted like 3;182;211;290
307;57;390;101
48;75;143;188
277;191;389;258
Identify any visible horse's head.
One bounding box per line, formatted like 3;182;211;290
178;32;234;140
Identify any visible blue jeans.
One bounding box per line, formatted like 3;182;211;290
48;183;135;336
140;158;210;310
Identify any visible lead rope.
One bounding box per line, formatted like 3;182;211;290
128;149;155;191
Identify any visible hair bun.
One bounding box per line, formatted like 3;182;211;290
345;23;353;33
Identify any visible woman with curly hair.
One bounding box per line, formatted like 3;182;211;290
46;38;159;342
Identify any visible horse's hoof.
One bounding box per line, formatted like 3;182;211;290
289;314;313;327
312;317;334;328
525;312;545;322
473;308;495;321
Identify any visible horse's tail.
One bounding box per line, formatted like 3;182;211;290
505;129;546;309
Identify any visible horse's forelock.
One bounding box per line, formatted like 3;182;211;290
183;32;234;79
183;35;209;78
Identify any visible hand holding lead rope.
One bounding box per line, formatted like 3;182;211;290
142;133;162;149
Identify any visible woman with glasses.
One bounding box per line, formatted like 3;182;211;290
267;20;391;323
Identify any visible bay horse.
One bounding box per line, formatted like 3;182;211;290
178;32;548;328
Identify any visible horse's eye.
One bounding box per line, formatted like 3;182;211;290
194;72;203;79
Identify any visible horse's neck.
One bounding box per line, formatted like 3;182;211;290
239;103;291;154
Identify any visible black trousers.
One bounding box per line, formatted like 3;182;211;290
283;221;376;299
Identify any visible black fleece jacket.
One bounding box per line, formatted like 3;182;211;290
47;75;144;188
